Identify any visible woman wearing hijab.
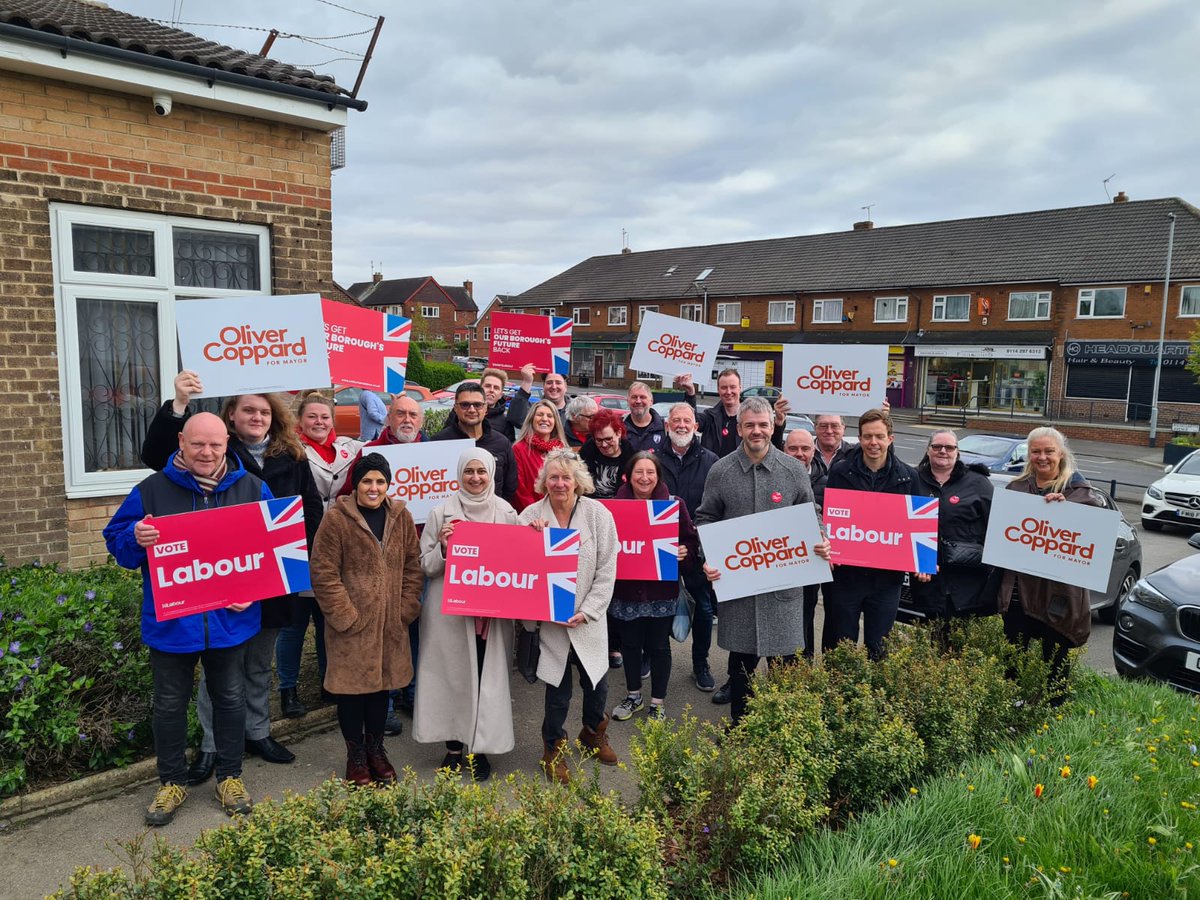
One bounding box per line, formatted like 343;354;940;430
309;453;424;785
413;448;520;781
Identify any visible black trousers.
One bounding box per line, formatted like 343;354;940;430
823;580;901;660
1002;600;1073;704
620;615;673;699
542;648;608;743
336;690;390;742
150;643;246;785
447;634;487;753
728;652;796;725
801;584;821;661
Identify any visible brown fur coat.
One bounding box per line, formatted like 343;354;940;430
310;495;423;694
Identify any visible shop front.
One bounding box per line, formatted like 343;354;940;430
1063;340;1199;421
571;339;635;388
914;344;1050;412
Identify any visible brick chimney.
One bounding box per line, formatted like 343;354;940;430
372;270;383;283
853;220;874;231
463;280;473;297
1112;191;1128;203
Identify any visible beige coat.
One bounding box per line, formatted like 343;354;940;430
518;496;619;688
309;495;423;694
303;435;363;510
412;500;521;754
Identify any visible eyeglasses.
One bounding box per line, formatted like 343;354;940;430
816;423;843;430
594;434;619;445
929;444;958;452
456;401;486;410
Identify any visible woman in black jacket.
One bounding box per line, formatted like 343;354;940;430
141;371;323;782
823;409;926;660
910;430;999;628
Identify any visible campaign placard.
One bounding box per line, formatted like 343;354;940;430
488;311;572;375
598;498;679;581
371;439;474;525
176;293;331;397
982;489;1119;593
628;311;724;387
442;521;579;623
823;488;939;574
147;496;311;622
321;298;411;393
781;344;888;416
697;503;830;603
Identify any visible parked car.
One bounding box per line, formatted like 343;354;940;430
741;385;781;401
956;434;1028;473
333;383;433;436
590;393;630;416
1113;532;1200;695
1141;449;1200;532
898;483;1141;626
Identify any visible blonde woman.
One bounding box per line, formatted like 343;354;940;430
512;399;569;511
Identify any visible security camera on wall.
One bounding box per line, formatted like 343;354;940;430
152;93;172;117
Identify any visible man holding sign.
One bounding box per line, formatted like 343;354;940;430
105;413;267;826
695;397;830;725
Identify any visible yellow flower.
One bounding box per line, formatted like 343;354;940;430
1063;754;1071;761
1002;856;1010;864
1133;774;1142;782
967;784;976;792
1060;866;1072;873
1186;843;1194;851
1034;783;1044;798
1181;801;1197;810
1148;837;1157;846
1018;836;1027;844
909;787;919;795
1087;775;1098;789
967;833;982;850
1060;765;1071;778
887;858;898;867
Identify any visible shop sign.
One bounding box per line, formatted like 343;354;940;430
914;345;1046;359
1063;340;1189;368
732;343;783;352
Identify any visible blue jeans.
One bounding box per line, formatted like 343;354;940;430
275;595;326;691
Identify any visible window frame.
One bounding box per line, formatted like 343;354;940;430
715;302;741;326
1007;290;1052;321
931;293;971;322
812;298;843;324
420;305;441;319
1077;287;1127;319
678;303;702;322
874;296;909;323
767;300;795;324
1179;285;1200;317
50;203;271;498
572;307;590;326
637;305;659;325
608;306;628;326
540;306;556;317
482;326;490;341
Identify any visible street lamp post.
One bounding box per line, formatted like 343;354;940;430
1148;212;1177;448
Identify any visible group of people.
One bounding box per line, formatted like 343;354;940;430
105;364;1100;826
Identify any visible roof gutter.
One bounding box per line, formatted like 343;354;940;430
0;21;367;112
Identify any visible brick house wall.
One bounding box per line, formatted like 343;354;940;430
404;281;457;344
0;68;334;567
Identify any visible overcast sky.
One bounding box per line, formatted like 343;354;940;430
117;0;1200;305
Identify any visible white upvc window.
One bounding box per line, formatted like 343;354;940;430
638;305;658;324
812;298;843;323
679;303;702;322
572;307;590;326
874;296;908;323
932;294;970;322
767;300;795;324
482;326;490;341
421;305;440;318
716;302;741;325
1077;287;1126;318
51;203;271;498
540;306;556;317
608;306;627;326
1182;285;1200;317
1008;291;1051;321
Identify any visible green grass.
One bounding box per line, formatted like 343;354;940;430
735;673;1200;900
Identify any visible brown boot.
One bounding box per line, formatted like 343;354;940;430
344;738;371;787
578;714;618;766
365;733;397;784
540;739;569;784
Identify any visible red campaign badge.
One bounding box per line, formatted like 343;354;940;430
721;428;729;437
771;491;782;503
949;495;960;504
341;448;349;458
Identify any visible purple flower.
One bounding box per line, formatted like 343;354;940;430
30;656;40;671
0;610;4;623
84;590;96;601
77;732;89;743
55;594;66;606
112;641;124;651
15;676;28;692
0;648;5;661
9;577;17;587
83;622;93;633
31;560;42;568
126;728;136;741
702;826;710;834
13;614;22;623
8;641;19;654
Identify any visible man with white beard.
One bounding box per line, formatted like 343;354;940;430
657;403;720;692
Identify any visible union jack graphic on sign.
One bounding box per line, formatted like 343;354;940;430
598;499;680;581
384;314;412;393
823;488;939;575
550;316;573;376
261;497;313;593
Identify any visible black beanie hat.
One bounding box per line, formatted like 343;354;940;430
352;452;391;489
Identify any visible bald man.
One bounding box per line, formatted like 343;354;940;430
105;412;270;825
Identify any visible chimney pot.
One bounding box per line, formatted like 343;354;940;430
372;271;383;283
853;220;874;231
1112;191;1128;203
621;246;632;254
463;280;473;297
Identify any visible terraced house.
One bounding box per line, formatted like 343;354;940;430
513;196;1200;444
0;0;366;566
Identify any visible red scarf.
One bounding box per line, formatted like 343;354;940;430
299;430;338;464
529;434;563;455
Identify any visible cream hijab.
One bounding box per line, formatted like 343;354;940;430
440;447;511;523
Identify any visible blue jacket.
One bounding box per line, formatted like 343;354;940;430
104;452;270;653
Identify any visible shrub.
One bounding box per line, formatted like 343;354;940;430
423;361;467;391
54;763;669;899
0;560;151;797
422;406;451;434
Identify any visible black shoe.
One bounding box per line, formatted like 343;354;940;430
467;753;492;782
383;711;404;736
279;688;307;719
439;752;463;773
609;652;623;669
186;750;216;786
245;736;296;764
712;681;731;705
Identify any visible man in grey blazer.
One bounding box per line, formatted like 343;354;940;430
695;397;830;725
